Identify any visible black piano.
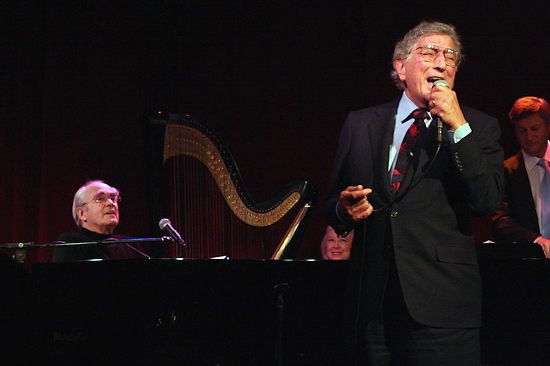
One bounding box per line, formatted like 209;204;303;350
2;247;550;365
477;243;550;365
28;259;349;366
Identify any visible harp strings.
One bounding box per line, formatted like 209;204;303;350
167;157;293;259
164;122;298;259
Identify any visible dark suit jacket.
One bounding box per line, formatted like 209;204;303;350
324;97;504;329
51;228;140;262
491;152;542;243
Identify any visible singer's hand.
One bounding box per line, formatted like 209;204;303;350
338;185;373;222
429;82;467;131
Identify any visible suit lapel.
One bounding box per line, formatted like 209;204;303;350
366;102;397;203
515;153;541;230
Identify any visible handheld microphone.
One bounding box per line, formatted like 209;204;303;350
431;79;449;143
158;218;187;249
432;79;449;88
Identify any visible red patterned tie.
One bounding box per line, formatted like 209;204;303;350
391;109;429;192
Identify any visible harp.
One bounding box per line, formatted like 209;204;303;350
149;112;317;260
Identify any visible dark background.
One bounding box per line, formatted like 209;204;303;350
1;0;549;266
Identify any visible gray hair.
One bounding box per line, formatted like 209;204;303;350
390;21;463;90
72;180;120;227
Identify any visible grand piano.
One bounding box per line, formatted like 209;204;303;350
476;243;550;365
29;259;349;365
1;249;547;365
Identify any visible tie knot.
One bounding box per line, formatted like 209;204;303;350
411;108;429;122
538;159;549;169
404;108;430;125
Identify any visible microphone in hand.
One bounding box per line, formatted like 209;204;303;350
431;79;449;143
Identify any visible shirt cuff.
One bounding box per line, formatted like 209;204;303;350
447;123;472;144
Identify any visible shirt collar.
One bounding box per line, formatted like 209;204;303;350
522;141;550;169
397;92;432;124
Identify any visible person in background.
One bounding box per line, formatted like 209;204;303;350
491;96;550;258
51;180;144;262
323;20;504;365
321;225;353;260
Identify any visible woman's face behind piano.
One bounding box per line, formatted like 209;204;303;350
321;226;353;260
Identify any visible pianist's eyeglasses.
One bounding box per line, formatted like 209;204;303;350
82;194;121;206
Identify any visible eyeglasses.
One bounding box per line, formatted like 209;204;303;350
414;45;460;67
82;194;121;206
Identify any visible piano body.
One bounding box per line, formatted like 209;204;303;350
4;251;547;365
30;259;349;365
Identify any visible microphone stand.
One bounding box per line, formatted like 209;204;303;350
1;242;36;264
0;237;174;264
